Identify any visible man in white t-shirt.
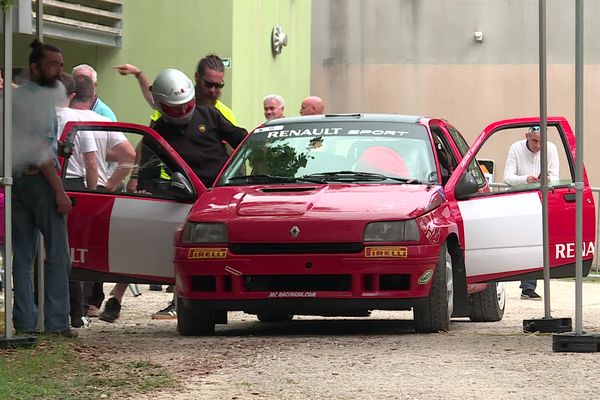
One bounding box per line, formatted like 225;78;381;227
56;74;99;190
68;75;135;191
503;126;560;300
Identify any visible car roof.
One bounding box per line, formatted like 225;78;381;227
263;113;424;125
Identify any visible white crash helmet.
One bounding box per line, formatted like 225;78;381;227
151;68;195;125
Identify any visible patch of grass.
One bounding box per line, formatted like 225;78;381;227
0;338;176;399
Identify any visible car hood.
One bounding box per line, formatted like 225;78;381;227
191;184;443;219
189;184;445;243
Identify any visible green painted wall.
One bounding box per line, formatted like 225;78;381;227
7;0;235;125
4;0;310;130
232;0;311;128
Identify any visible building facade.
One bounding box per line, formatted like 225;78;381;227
5;0;311;129
311;0;600;184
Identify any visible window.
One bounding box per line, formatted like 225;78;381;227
218;121;437;185
62;128;190;200
446;124;486;187
470;124;572;194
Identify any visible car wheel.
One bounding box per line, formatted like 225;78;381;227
256;313;294;323
176;297;216;336
468;282;506;322
413;243;453;333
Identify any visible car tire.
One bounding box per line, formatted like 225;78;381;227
256;313;294;323
177;297;216;336
468;282;506;322
413;243;453;333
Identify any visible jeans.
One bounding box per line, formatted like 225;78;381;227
69;280;84;326
12;174;71;332
84;281;105;309
520;279;537;292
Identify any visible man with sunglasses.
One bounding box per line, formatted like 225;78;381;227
504;125;560;300
115;54;237;126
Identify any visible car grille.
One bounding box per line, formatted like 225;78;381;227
244;274;352;292
229;243;364;255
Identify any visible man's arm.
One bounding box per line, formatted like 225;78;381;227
79;131;99;190
40;160;72;215
126;141;144;193
548;143;560;181
83;151;99;190
503;144;528;186
113;64;154;109
105;140;136;192
212;108;248;149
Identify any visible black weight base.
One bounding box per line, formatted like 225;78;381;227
0;334;37;348
553;332;600;352
523;317;572;333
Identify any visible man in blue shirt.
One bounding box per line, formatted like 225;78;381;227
12;40;76;337
72;64;117;122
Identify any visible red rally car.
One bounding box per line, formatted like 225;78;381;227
61;114;596;335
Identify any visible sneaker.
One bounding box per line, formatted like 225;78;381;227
48;328;79;338
151;301;177;320
149;284;163;291
521;289;542;300
99;298;122;323
80;316;92;328
71;316;92;328
86;305;100;318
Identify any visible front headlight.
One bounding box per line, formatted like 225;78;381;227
363;220;420;242
182;222;228;244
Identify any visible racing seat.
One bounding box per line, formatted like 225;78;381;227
435;141;456;185
355;146;411;177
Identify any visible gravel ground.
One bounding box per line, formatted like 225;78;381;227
78;280;600;400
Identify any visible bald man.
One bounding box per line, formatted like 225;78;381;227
300;96;324;116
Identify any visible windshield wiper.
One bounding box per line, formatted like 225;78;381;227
226;175;323;184
302;171;422;184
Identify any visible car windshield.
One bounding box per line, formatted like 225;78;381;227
217;120;438;186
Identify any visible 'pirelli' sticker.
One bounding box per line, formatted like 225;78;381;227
188;248;227;259
364;246;408;258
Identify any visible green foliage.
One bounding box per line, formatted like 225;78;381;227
248;140;309;177
0;339;175;399
0;0;15;11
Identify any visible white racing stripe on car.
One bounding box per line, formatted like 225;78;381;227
109;198;192;278
458;192;543;277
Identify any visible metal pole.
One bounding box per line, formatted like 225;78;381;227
35;0;43;39
539;0;551;319
35;0;45;332
3;5;14;340
574;0;584;336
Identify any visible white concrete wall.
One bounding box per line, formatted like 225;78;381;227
311;0;600;184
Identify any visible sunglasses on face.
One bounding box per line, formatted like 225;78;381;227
203;80;225;89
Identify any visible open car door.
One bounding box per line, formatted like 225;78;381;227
445;117;595;283
59;121;205;284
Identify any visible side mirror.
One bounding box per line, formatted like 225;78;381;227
455;171;480;199
169;172;196;201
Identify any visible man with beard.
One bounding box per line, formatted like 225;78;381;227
11;40;76;337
